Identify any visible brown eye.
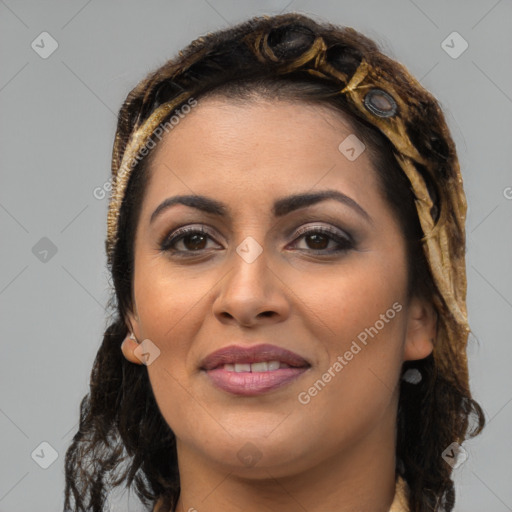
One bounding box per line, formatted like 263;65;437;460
160;225;354;258
303;232;330;250
291;226;354;254
180;232;208;251
160;227;221;254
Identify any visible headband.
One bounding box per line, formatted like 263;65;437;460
106;16;470;392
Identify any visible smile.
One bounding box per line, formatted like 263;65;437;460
222;361;291;372
200;343;311;396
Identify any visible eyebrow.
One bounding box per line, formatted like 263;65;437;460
149;190;373;225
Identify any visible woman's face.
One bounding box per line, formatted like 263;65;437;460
125;96;435;478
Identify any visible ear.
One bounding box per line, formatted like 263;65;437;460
403;295;437;361
121;335;143;365
121;305;143;365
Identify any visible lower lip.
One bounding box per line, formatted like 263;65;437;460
203;367;309;396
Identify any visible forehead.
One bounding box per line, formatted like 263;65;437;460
143;97;379;205
158;96;357;154
124;97;411;247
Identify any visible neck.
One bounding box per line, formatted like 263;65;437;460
173;408;398;512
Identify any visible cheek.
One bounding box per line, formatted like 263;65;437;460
294;301;406;456
133;264;209;431
132;258;217;403
295;250;408;345
134;257;210;338
292;253;408;418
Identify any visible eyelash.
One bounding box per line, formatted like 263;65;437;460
159;224;354;257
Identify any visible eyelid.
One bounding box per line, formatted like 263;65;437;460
159;224;220;248
291;223;353;243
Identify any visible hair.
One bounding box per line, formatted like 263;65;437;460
63;12;485;512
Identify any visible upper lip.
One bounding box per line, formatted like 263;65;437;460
200;343;311;371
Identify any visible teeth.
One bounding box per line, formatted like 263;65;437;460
223;360;288;372
251;361;269;372
268;361;281;371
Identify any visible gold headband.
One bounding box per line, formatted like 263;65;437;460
106;22;470;391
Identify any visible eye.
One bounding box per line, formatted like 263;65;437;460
289;225;354;254
159;224;354;257
160;225;221;255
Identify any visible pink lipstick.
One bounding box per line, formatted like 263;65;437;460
200;344;310;396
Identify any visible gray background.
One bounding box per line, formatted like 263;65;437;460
1;0;511;510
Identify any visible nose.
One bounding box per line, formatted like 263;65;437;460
212;241;290;327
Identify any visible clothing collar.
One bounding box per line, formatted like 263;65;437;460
389;475;410;512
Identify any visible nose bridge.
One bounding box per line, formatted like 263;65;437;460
227;234;270;296
212;232;289;325
227;204;272;270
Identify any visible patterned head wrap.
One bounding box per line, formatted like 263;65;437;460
106;13;470;393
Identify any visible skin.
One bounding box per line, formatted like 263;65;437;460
121;97;436;512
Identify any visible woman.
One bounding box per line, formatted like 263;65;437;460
63;12;485;512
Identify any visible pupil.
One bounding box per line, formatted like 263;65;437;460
307;233;328;249
186;234;206;250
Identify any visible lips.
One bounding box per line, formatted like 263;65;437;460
199;343;310;371
199;344;311;396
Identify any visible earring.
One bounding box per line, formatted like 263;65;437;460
129;332;137;341
402;368;422;384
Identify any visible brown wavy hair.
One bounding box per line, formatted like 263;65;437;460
63;12;485;512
